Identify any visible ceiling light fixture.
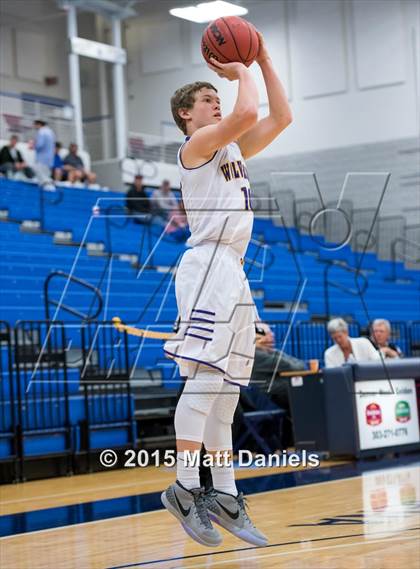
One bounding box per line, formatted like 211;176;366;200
169;1;248;24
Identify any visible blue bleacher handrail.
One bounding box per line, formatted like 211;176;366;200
103;203;155;266
39;185;64;231
353;228;377;252
389;237;420;281
293;197;322;252
322;259;369;320
44;271;103;322
244;238;275;275
13;320;72;480
0;320;19;478
80;320;130;382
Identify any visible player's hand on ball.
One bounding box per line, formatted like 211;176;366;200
255;31;270;65
207;58;248;81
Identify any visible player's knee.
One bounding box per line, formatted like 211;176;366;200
215;382;240;424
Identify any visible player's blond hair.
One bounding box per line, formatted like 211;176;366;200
171;81;217;134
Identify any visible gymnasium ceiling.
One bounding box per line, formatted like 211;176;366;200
0;0;260;25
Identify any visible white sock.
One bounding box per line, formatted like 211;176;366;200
176;451;201;490
211;460;237;496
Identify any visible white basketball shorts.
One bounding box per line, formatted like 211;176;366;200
164;241;257;386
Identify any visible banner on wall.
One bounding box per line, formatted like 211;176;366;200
355;379;420;450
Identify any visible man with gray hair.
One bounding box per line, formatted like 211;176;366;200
324;318;380;368
369;319;403;359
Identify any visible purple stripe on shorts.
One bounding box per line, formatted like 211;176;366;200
185;332;212;342
186;325;214;334
191;309;216;316
163;349;225;374
223;378;246;388
190;317;215;324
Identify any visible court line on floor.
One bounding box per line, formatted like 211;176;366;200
0;509;163;540
2;460;418;539
0;474;174;506
1;462;341;506
0;467;363;538
0;472;367;541
106;527;420;568
251;460;420;499
183;534;420;569
3;458;417;508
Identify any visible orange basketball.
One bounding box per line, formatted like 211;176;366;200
202;16;259;68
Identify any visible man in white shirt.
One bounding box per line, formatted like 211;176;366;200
324;318;381;368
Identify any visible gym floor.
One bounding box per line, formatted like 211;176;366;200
1;454;419;568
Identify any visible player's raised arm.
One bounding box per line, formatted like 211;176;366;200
237;32;292;160
181;60;258;166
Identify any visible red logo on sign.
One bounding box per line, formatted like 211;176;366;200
370;488;388;512
366;403;382;426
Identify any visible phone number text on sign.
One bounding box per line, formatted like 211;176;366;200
372;427;408;440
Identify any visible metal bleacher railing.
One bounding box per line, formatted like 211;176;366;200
79;320;133;471
322;260;369;320
103;203;155;267
0;91;113;162
1;312;419;481
0;321;18;480
44;271;103;321
13;320;72;480
128;131;182;165
390;235;420;281
39;186;64;229
267;189;420;279
0;180;71;238
410;321;420;358
7;183;65;233
1;319;135;481
0;91;75;147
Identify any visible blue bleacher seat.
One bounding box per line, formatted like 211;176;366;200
1;177;419;332
1;178;419;465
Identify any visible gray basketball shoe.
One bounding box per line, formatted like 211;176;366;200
161;481;223;547
206;489;268;547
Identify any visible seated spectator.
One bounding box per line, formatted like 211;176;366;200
324;318;381;368
152;179;178;220
165;197;190;241
63;143;97;184
249;322;305;448
369;318;403;358
252;322;305;390
52;142;64;181
126;174;152;224
0;135;34;179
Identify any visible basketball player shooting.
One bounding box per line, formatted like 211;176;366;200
161;26;292;548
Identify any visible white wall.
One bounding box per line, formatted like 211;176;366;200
247;135;420;226
1;0;418;160
125;0;419;157
0;17;69;100
0;8;108;158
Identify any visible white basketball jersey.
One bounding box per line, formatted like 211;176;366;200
178;138;253;257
